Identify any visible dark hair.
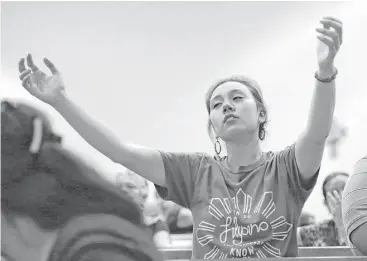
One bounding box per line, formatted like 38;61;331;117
1;100;142;230
322;171;349;200
298;211;316;227
205;75;268;142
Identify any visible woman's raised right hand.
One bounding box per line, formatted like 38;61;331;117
18;54;65;106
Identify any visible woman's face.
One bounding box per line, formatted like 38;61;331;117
209;82;261;141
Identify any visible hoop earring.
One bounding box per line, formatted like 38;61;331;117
214;137;222;155
258;121;265;140
259;125;265;140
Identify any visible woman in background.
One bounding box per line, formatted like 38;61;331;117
163;201;193;234
298;211;316;227
298;171;349;246
118;170;171;248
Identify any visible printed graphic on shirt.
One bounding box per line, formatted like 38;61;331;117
195;189;293;259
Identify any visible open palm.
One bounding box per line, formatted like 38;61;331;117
19;54;65;105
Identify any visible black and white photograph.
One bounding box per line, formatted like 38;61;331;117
1;1;367;261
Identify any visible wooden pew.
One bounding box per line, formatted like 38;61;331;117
299;247;353;257
161;247;355;260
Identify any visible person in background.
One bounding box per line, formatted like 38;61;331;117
162;201;193;234
342;156;367;256
117;170;171;248
298;171;349;246
1;100;162;261
298;211;316;227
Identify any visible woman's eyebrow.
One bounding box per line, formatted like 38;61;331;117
211;89;244;101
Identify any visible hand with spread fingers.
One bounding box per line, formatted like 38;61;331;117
316;16;343;76
19;54;65;105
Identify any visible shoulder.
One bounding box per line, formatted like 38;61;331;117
344;155;367;195
251;145;296;170
261;144;296;162
353;155;367;176
159;150;215;168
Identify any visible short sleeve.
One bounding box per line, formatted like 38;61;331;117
342;156;367;248
275;144;319;205
154;151;207;209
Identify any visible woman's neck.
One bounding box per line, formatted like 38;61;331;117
225;137;263;172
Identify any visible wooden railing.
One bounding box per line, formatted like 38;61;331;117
160;247;359;260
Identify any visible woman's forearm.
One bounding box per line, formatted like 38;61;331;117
334;218;348;245
305;66;336;142
53;93;128;163
51;92;167;187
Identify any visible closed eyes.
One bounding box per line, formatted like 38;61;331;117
212;96;243;109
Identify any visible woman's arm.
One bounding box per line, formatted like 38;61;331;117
295;16;343;182
343;157;367;256
295;68;336;179
53;94;166;187
18;54;166;187
350;223;367;256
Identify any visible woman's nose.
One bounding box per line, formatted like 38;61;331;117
223;102;234;113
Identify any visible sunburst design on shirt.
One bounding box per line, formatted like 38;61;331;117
195;189;293;259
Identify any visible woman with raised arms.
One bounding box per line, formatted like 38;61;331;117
18;16;343;259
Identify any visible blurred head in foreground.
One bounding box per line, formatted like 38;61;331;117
1;99;162;261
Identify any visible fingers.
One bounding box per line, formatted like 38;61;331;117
320;17;343;44
316;27;340;50
320;19;341;30
317;35;337;54
316;16;342;55
22;74;31;88
18;54;42;97
26;53;39;72
19;57;32;87
18;58;26;73
323;16;342;25
333;190;342;202
327;191;337;207
23;79;42;98
43;57;59;75
328;190;343;214
19;69;31;81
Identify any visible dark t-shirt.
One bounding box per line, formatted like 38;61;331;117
155;144;318;259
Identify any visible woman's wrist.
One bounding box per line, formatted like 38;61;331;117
317;64;337;79
334;216;347;240
52;91;69;111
